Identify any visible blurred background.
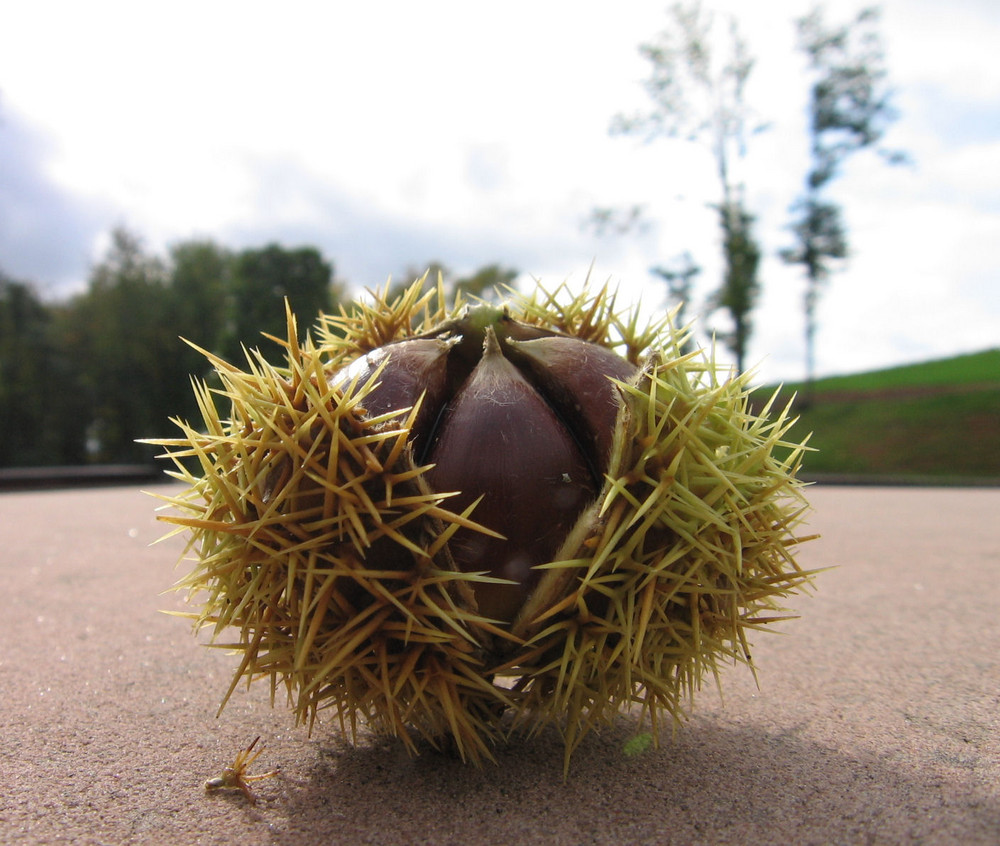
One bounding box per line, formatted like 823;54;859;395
0;0;997;477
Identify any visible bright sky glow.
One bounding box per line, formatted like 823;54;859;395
1;0;997;383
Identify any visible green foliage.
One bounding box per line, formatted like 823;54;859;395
386;261;519;305
453;263;519;300
169;240;231;350
383;261;452;304
65;228;180;463
797;6;900;178
711;200;760;373
0;274;87;465
0;226;520;468
227;244;337;360
780;197;847;284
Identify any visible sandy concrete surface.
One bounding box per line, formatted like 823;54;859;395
1;483;998;845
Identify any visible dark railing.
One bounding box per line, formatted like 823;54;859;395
0;464;166;492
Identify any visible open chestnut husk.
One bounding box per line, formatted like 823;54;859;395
150;277;815;768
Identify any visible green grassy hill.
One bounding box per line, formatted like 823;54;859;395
759;349;1000;482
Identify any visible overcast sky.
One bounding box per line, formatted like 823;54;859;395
1;0;997;383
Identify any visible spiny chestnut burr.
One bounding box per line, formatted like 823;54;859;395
148;277;815;769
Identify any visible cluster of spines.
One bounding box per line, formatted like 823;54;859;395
151;307;519;763
495;346;815;770
511;279;682;366
149;277;815;769
314;272;464;361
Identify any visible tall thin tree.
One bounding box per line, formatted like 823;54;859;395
610;1;764;372
781;5;906;397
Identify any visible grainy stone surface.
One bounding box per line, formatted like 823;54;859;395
1;484;998;844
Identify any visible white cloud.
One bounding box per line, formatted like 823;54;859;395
0;0;997;383
0;109;107;291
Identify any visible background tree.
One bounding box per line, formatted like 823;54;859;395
386;260;453;302
169;239;231;352
226;244;337;360
0;230;347;468
453;263;519;301
166;239;233;425
66;227;179;462
610;0;764;372
711;201;760;374
781;5;905;397
387;261;518;305
0;273;87;466
1;274;51;465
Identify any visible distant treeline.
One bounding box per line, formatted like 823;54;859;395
0;227;515;467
